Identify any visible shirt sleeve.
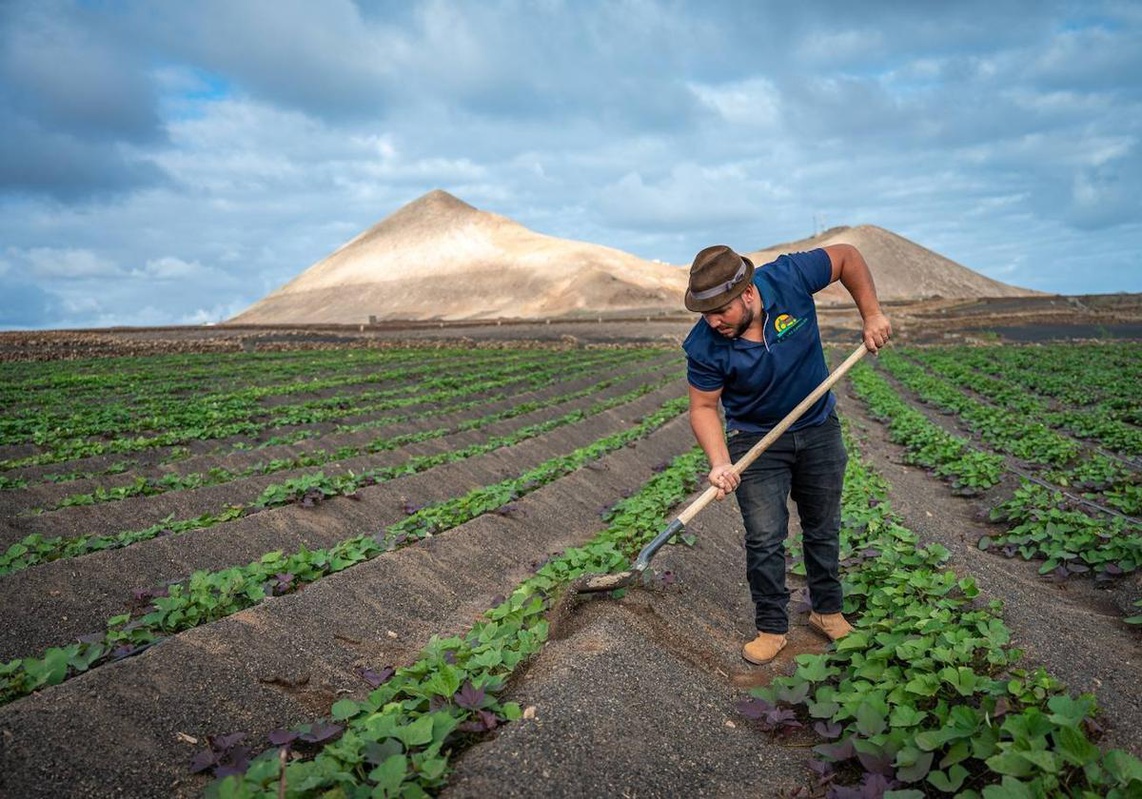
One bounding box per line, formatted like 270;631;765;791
772;249;832;295
686;354;723;392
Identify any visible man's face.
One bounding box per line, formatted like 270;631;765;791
702;292;753;339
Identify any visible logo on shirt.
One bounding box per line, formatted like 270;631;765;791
773;313;806;340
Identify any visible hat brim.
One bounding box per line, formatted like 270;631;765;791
684;256;755;313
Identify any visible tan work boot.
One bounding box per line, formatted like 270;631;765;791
808;611;853;641
742;632;788;665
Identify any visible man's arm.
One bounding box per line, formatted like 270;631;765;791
823;243;892;352
688;383;739;500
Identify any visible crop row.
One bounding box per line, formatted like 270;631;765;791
0;344;412;391
0;347;464;445
27;359;678;512
0;346;653;465
1;347;654;469
0;395;689;705
2;349;665;490
197;419;1142;797
739;424;1142;798
913;343;1140;425
905;347;1142;459
876;350;1140;518
849;363;1141;586
0;347;438;415
2;363;683;576
196;443;710;797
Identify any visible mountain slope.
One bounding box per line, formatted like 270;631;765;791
747;225;1041;305
228;191;689;324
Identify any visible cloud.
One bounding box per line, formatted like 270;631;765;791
0;1;168;200
132;256;209;280
0;2;162;141
1;0;1141;331
17;247;122;279
689;78;782;127
0;279;58;328
597;163;787;232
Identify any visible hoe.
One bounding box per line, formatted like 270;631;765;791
571;341;870;596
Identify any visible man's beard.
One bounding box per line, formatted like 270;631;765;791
719;303;754;338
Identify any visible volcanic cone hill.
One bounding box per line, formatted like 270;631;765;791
747;225;1042;305
227;190;690;324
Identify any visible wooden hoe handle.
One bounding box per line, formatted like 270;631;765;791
677;342;869;526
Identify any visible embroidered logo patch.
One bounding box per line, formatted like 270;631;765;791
773;313;806;341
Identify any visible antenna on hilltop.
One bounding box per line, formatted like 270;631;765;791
813;213;827;237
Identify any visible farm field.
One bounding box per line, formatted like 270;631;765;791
0;333;1139;798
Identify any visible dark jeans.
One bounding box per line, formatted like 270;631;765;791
728;411;847;634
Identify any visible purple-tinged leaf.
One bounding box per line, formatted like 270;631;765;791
298;722;342;744
735;698;774;721
808;759;832;778
215;754;251;779
458;709;500;733
791;588;812;614
77;632;105;645
765;708;801;728
827;785;864;799
992;697;1010;719
859;772;894;798
855;746;894;776
814;720;842;739
267;729;299;746
1083;716;1105;737
428;695;449;713
188;750;218;774
454;681;487;711
210;732;247;751
357;666;394;688
815;738;856;762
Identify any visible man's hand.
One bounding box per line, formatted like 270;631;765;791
708;463;740;500
862;311;892;353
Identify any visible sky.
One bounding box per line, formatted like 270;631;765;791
1;0;1140;330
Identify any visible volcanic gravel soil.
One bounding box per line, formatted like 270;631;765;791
1;335;1139;798
0;380;700;796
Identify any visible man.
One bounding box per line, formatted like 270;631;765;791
682;243;891;665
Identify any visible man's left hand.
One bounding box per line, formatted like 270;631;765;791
862;312;892;352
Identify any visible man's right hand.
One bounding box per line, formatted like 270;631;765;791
708;463;740;500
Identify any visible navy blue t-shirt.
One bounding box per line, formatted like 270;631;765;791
683;249;834;434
